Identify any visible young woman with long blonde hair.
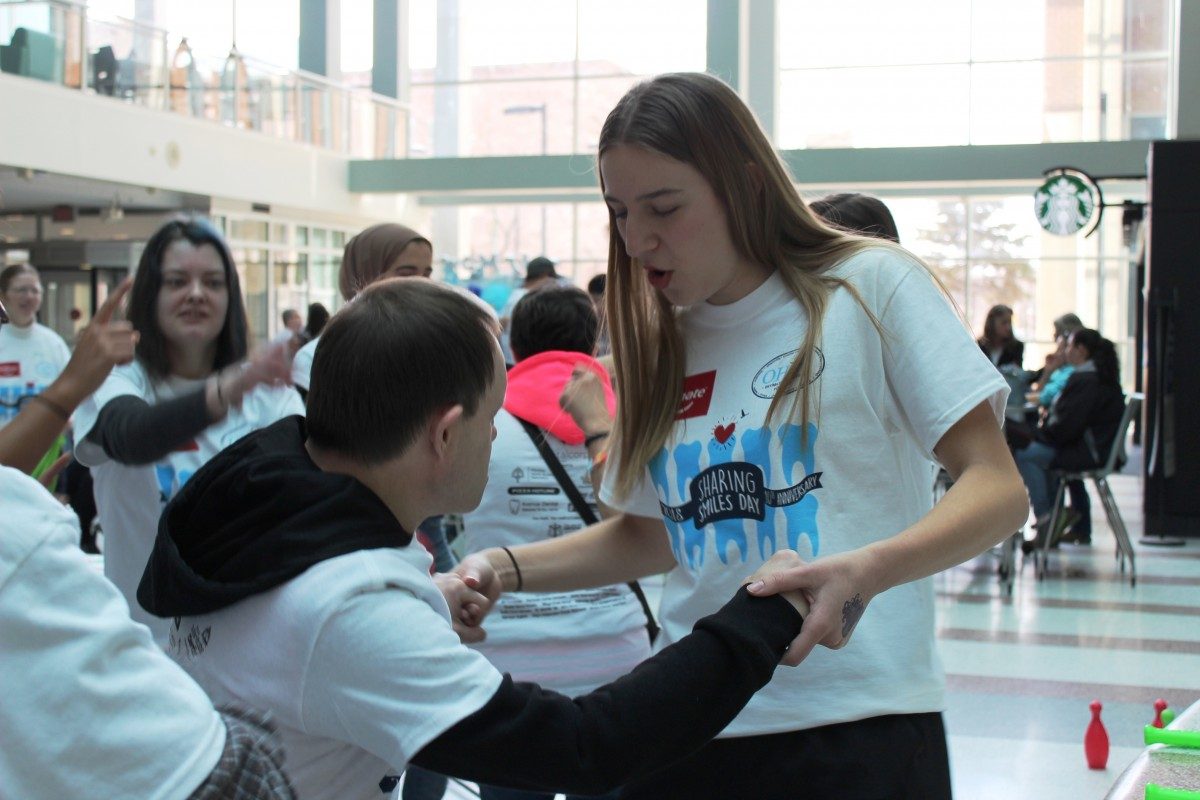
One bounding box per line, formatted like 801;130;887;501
459;73;1026;799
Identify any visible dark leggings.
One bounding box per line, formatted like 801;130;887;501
617;712;952;800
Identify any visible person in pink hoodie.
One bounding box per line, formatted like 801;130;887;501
459;284;652;800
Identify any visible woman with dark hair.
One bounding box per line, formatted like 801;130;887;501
73;217;303;642
300;302;330;346
978;304;1024;368
808;193;900;243
1015;328;1124;549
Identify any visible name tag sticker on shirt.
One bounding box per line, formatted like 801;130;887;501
0;362;20;377
677;370;716;420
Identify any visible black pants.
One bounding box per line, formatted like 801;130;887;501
617;712;951;800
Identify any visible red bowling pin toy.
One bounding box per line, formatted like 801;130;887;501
1152;699;1169;729
1085;700;1109;769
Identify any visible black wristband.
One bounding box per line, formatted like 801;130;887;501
500;546;524;592
583;431;610;448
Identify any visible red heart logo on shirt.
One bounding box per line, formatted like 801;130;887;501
714;423;735;444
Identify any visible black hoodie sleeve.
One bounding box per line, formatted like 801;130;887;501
409;588;801;795
86;392;212;465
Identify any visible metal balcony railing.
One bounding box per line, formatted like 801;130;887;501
0;0;410;158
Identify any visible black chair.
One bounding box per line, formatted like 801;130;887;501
1034;393;1142;586
934;467;1018;596
92;45;117;96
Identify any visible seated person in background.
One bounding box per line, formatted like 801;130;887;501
138;278;807;800
978;304;1024;370
0;282;295;800
808;192;900;243
462;284;650;800
1015;328;1124;550
1029;312;1091;541
1033;312;1085;407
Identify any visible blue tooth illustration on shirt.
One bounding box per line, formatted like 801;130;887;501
651;420;822;571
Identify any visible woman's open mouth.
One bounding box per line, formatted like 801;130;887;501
645;267;672;290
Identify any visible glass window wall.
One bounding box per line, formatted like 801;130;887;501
406;0;705;158
216;214;354;345
777;0;1173;148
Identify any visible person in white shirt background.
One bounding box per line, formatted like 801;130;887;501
459;72;1028;800
73;216;302;643
462;283;651;800
272;307;304;354
0;264;71;478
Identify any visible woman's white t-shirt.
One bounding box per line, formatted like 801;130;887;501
601;248;1008;736
0;322;70;428
74;362;305;642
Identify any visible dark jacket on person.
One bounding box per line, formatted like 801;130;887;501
979;339;1024;370
1036;365;1124;471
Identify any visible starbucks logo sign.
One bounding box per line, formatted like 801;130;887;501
1034;173;1098;236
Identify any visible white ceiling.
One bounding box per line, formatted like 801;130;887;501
0;165;208;214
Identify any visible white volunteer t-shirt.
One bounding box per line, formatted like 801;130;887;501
462;409;651;696
171;543;503;800
0;322;71;428
0;467;225;800
291;335;317;390
602;248;1007;737
74;361;305;642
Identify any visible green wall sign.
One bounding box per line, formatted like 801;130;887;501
1034;173;1098;236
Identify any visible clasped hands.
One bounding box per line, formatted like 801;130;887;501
438;547;878;666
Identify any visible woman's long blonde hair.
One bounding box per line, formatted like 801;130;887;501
600;73;902;500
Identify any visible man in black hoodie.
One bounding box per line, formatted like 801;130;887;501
139;278;807;800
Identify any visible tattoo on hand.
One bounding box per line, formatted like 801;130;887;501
841;593;865;639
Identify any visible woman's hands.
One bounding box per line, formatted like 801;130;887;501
558;364;614;437
433;572;495;644
746;547;883;667
46;277;138;408
207;343;292;419
743;550;812;619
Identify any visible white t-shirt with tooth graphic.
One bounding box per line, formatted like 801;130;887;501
602;248;1007;736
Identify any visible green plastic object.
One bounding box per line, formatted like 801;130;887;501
30;433;66;494
1163;709;1178;727
1144;725;1200;749
1146;784;1200;800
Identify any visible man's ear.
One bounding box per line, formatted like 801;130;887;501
429;404;466;459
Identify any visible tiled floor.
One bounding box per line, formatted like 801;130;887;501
940;469;1200;799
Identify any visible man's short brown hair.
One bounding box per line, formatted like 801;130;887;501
306;279;498;463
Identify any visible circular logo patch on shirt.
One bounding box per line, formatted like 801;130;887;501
751;348;824;399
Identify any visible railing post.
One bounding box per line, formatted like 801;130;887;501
79;5;88;92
